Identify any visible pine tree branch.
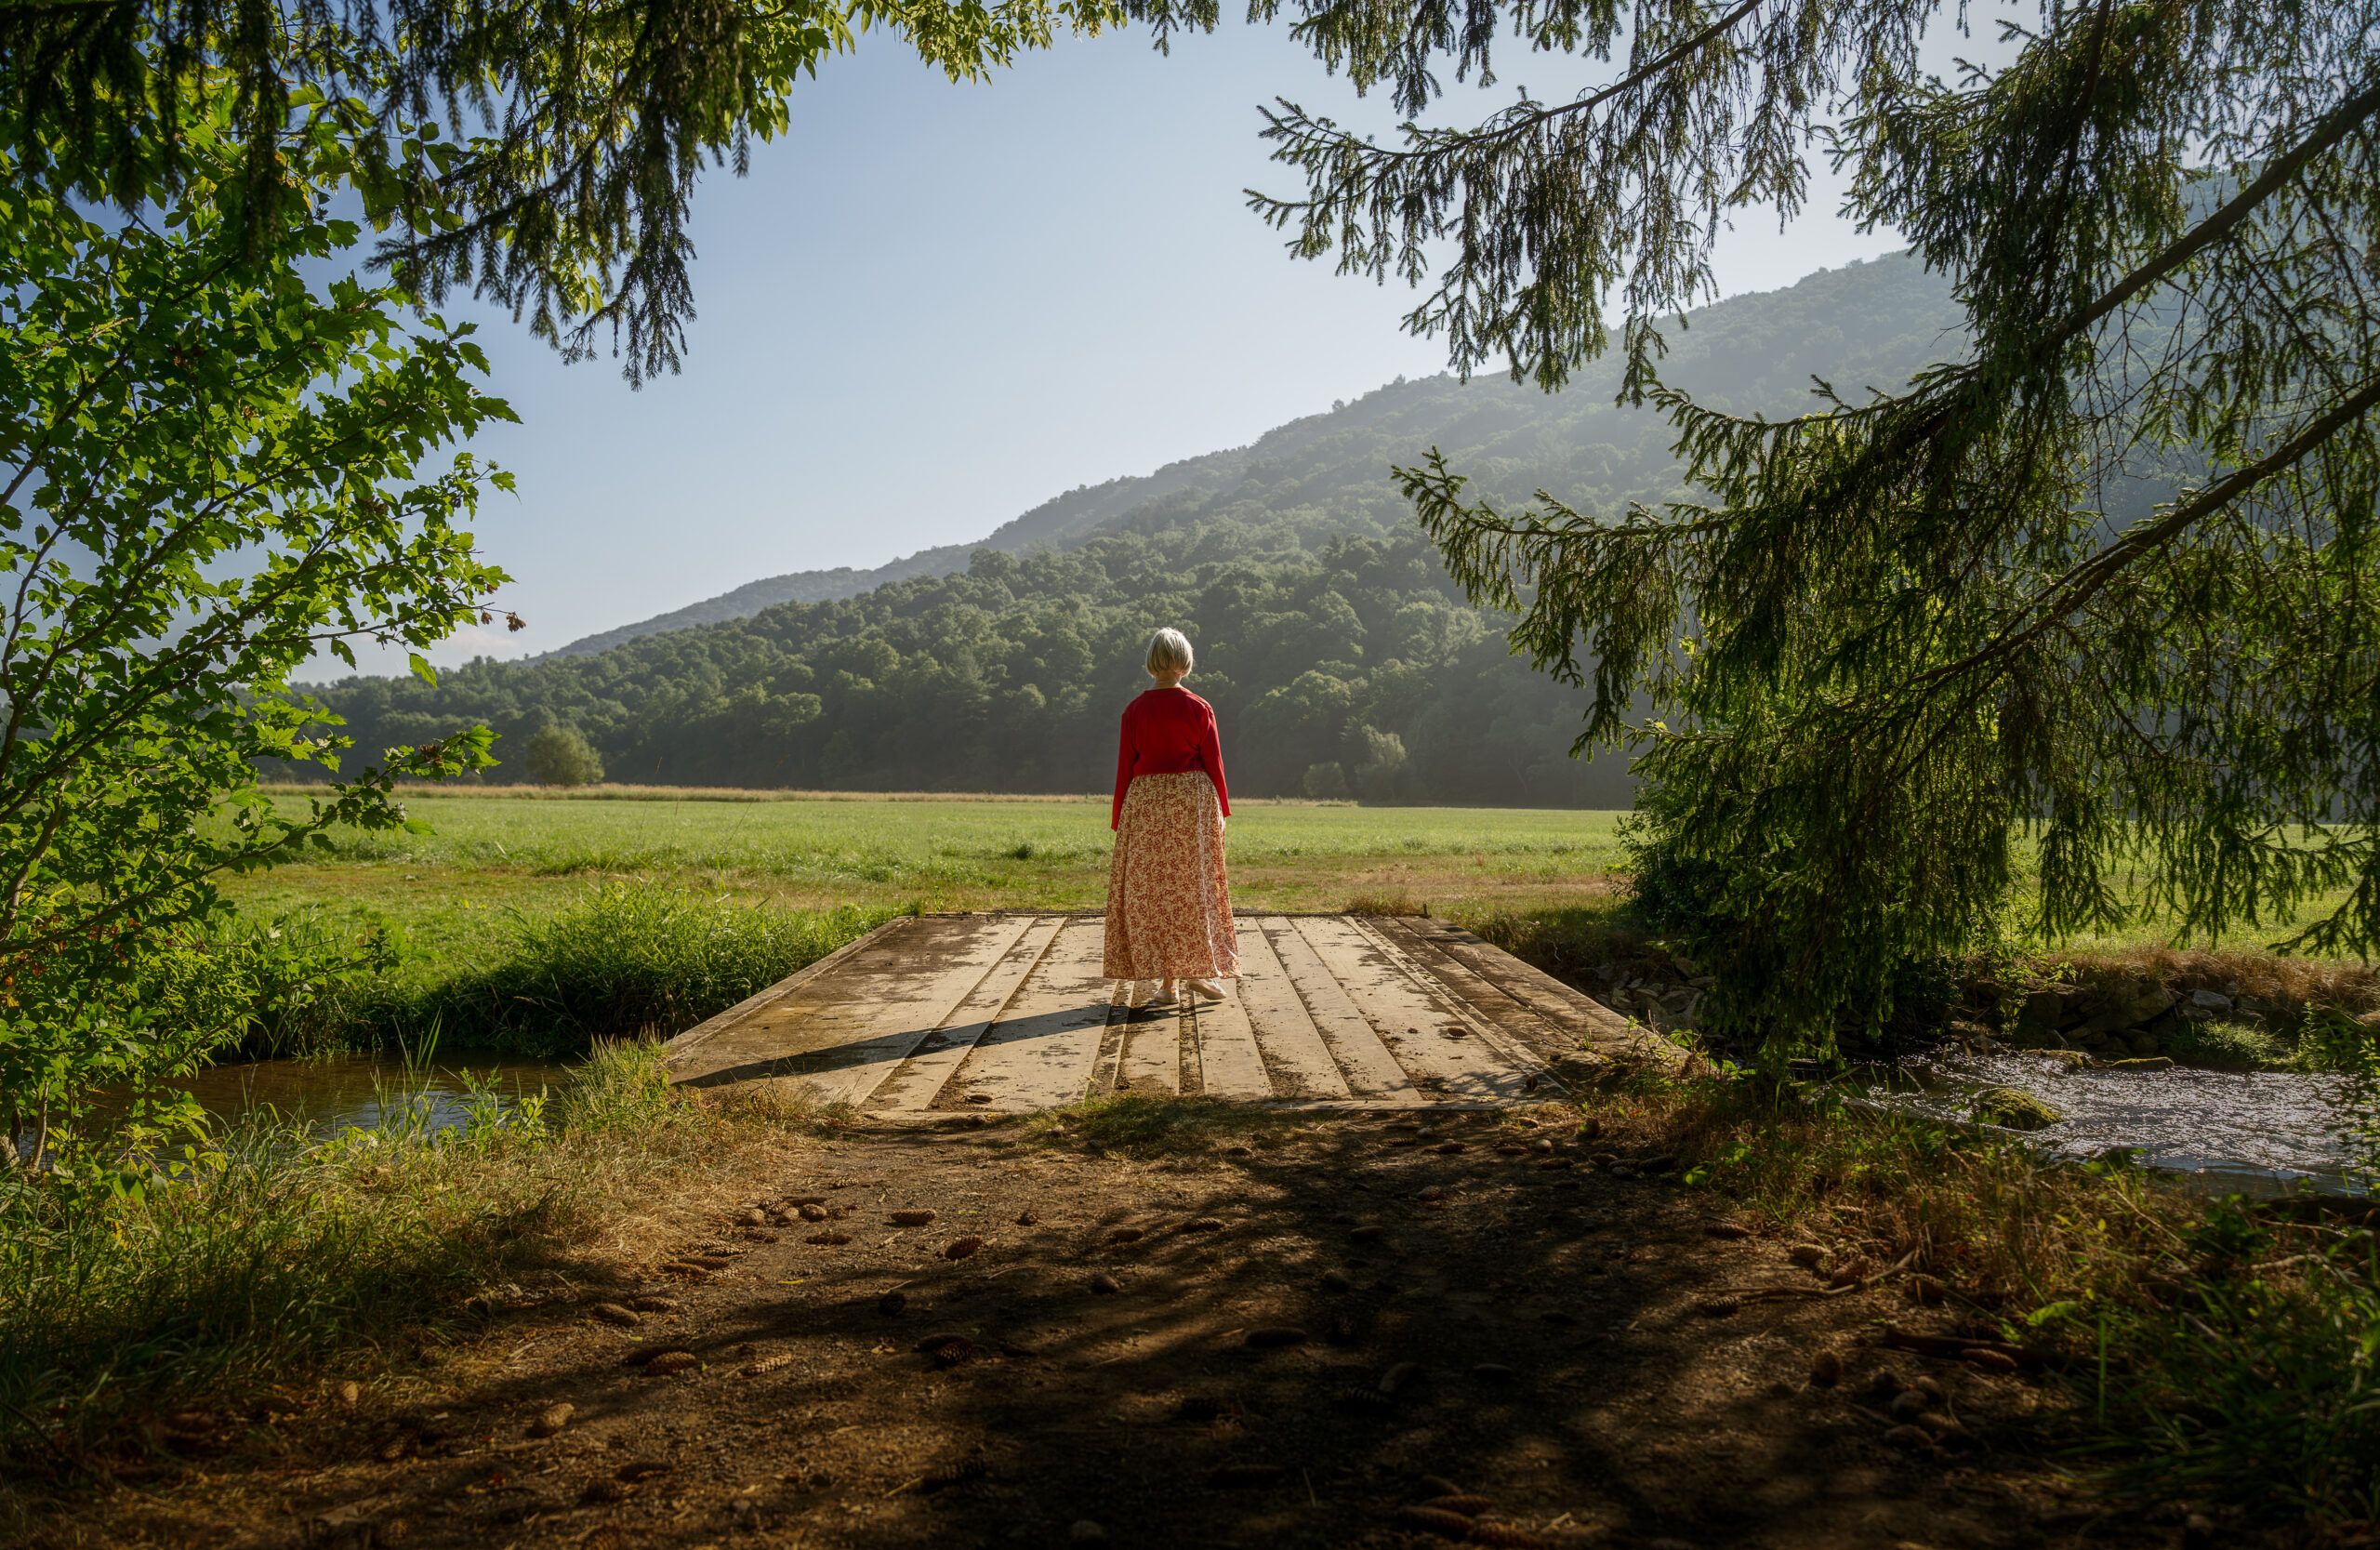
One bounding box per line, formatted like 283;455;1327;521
1912;375;2380;697
2060;75;2380;347
1276;0;1767;170
1662;73;2380;457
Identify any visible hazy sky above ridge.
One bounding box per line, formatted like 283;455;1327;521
402;20;1931;670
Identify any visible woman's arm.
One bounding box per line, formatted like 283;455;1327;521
1199;705;1230;818
1112;707;1137;830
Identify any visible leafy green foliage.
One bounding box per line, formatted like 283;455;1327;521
1302;0;2380;1051
0;108;511;1142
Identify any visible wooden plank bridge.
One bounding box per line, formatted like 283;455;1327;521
660;912;1678;1116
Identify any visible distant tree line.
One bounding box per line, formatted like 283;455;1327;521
276;523;1637;807
277;253;1990;812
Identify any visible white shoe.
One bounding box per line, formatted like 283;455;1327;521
1184;979;1224;1001
1146;980;1179;1006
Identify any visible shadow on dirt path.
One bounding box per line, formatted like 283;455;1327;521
26;1103;2168;1550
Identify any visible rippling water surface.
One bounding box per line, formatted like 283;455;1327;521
1857;1051;2378;1196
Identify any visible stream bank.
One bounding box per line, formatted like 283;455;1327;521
7;1059;2368;1543
1517;925;2380;1194
0;1094;2240;1550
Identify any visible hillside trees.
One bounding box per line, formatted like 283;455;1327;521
1249;0;2380;1049
284;255;1968;807
287;526;1638;804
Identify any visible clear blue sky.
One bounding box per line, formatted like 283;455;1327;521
409;20;1912;669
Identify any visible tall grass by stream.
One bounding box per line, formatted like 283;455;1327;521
180;887;898;1059
0;1043;793;1465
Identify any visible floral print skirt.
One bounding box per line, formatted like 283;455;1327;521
1103;771;1240;982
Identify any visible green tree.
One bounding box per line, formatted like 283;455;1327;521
1245;0;2380;1048
0;110;509;1150
0;0;1168;1139
1353;725;1408;803
522;724;606;787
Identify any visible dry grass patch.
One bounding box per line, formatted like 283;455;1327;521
1342;888;1430;915
2044;945;2380;1017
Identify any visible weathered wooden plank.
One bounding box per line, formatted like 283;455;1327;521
666;915;1025;1097
1399;916;1684;1069
1263;917;1421;1104
1363;915;1592;1078
660;914;906;1066
1088;990;1131;1098
1233;919;1352;1101
1293;914;1532;1102
1117;999;1184;1097
867;915;1064;1112
792;913;1042;1109
1186;980;1273;1101
1174;1001;1205;1096
945;919;1113;1110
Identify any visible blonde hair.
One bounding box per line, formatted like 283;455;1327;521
1144;628;1194;679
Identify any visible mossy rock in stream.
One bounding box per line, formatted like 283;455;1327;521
1973;1087;2061;1131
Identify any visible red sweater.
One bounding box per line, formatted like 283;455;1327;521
1111;687;1231;829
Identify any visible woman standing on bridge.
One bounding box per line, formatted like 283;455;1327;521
1104;628;1239;1007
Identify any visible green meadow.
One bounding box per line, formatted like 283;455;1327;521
229;788;1633;954
204;790;1631;1053
231;785;2361;960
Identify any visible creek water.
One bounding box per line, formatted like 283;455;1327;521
1855;1051;2377;1197
94;1053;581;1142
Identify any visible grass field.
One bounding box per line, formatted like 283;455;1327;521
201;790;1636;1053
231;784;2367;960
228;788;1635;967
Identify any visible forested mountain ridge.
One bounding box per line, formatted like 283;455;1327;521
286;254;1969;804
548;445;1257;656
549;251;1964;656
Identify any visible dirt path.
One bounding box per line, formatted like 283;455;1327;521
39;1109;2186;1550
